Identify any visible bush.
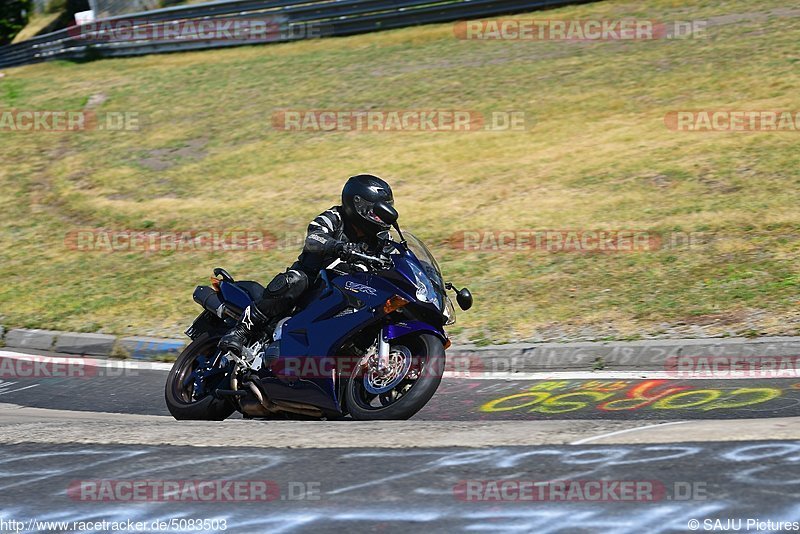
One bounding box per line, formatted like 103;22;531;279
0;1;32;46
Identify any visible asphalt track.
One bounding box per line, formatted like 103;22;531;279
2;350;799;421
0;349;798;533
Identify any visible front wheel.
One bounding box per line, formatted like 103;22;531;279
165;333;236;421
345;333;445;421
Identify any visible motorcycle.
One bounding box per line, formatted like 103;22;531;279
165;202;472;421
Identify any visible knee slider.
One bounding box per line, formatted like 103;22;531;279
266;269;308;299
284;269;309;300
266;273;290;296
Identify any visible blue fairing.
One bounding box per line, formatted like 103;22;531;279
280;273;400;357
219;281;252;312
386;320;447;344
212;239;449;415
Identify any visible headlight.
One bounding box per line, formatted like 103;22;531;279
409;261;440;310
443;296;456;325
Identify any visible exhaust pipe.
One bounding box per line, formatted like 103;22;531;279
193;285;239;319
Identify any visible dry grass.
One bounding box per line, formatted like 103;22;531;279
0;0;798;343
11;11;62;44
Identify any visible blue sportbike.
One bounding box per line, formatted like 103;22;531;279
165;202;472;421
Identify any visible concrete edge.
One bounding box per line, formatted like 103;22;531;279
117;336;187;360
453;336;800;373
54;332;116;357
0;403;798;448
4;328;59;352
0;324;798;371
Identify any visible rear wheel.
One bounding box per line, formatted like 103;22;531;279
345;333;445;421
165;333;236;421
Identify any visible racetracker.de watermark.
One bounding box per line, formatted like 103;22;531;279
64;229;277;252
450;230;661;253
271;110;531;132
453;480;708;502
665;110;800;132
454;19;707;41
68;17;324;42
449;230;800;254
666;355;800;378
0;111;140;132
0;355;146;379
67;480;321;502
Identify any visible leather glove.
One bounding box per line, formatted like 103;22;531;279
335;241;368;261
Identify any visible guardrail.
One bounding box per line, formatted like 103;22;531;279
0;0;594;69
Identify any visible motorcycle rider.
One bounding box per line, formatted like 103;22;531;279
218;173;395;355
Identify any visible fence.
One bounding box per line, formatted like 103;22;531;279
91;0;163;19
0;0;595;69
31;0;49;14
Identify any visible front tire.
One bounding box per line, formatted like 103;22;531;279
165;333;236;421
345;333;445;421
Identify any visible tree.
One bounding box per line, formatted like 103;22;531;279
0;0;31;46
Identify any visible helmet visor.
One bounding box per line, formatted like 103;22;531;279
353;195;393;227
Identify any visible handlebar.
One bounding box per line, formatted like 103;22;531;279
348;250;392;270
213;267;234;282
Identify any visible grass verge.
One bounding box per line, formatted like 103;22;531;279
0;0;798;343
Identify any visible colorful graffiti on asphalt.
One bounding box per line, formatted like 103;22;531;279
479;379;800;414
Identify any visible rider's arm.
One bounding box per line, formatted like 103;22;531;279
303;208;344;255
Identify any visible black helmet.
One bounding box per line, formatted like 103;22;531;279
341;174;394;234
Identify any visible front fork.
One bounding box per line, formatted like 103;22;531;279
356;327;391;374
378;328;391;371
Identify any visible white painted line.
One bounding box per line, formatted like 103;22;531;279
444;371;700;380
569;421;689;445
0;351;793;380
0;384;40;395
442;369;798;380
0;351;174;371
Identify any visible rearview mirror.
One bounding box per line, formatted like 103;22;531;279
373;201;398;227
456;288;473;311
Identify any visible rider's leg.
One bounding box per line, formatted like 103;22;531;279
255;269;309;319
218;269;308;355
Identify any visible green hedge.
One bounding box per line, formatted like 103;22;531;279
0;1;31;46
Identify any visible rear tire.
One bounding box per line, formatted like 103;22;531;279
165;334;236;421
345;333;445;421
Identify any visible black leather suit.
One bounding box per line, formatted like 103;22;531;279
254;205;370;319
